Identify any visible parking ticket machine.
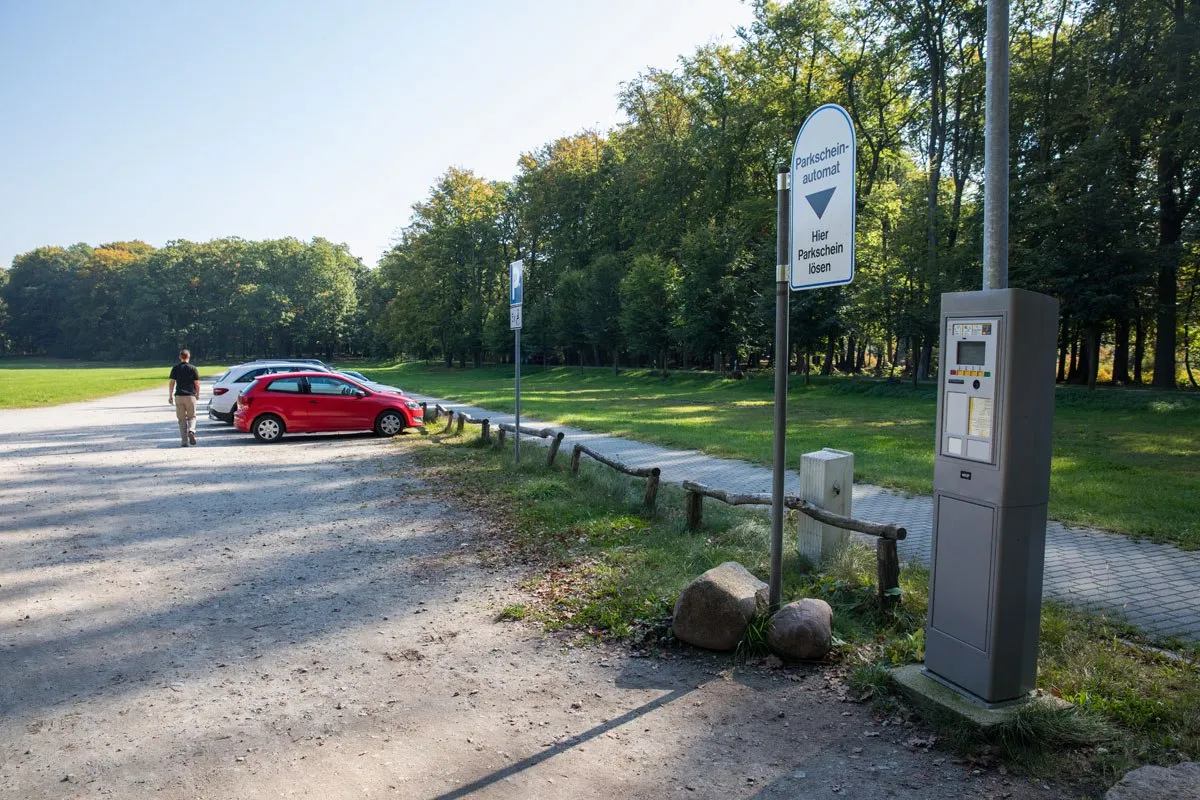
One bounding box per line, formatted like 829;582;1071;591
925;288;1059;705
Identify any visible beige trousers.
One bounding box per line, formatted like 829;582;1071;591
175;395;197;444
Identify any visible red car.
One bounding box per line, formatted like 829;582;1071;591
233;371;423;442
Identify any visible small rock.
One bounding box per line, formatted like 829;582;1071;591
766;598;833;660
1105;762;1200;800
672;562;767;651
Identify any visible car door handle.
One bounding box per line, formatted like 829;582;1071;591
309;400;319;404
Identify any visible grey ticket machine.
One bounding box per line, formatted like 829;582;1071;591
925;288;1059;705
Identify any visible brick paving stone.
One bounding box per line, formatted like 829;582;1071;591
411;393;1200;644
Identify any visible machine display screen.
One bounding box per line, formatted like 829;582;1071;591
956;341;986;366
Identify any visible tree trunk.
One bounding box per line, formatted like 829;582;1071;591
1057;321;1069;384
1112;314;1131;385
910;335;921;388
1134;310;1146;385
822;336;835;376
1086;324;1100;391
1075;331;1084;383
1153;244;1180;388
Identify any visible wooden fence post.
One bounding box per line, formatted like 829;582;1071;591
570;444;582;474
480;419;490;442
642;468;661;510
442;410;455;434
685;490;704;530
456;414;466;435
876;538;900;608
547;432;564;466
420;402;428;421
497;427;507;447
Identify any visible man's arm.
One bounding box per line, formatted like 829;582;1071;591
168;378;176;405
192;373;201;397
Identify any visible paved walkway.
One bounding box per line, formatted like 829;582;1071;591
412;393;1200;645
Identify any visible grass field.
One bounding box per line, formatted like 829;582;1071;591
362;362;1200;547
0;359;226;408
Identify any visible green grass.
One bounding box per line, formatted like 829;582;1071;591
408;431;1200;793
0;358;226;408
361;362;1200;548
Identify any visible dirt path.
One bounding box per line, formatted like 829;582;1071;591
0;388;1084;799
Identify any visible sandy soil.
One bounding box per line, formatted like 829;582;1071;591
0;386;1085;799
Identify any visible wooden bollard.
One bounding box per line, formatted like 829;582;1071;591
685;490;704;530
497;428;507;447
456;414;466;435
642;468;661;510
480;419;490;442
570;444;582;474
876;538;900;608
430;404;440;422
547;432;564;466
442;410;455;434
420;401;428;420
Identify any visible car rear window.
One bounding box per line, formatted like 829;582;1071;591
265;377;303;393
235;367;270;383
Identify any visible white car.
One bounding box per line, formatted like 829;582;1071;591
207;361;333;422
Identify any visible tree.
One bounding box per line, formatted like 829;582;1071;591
619;255;680;373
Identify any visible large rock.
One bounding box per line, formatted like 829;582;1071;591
767;598;833;660
1105;762;1200;800
672;562;767;651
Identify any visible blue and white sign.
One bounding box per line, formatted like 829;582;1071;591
789;104;856;291
509;259;524;307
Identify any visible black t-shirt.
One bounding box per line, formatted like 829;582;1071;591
170;362;200;396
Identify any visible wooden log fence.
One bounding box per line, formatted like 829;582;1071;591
571;444;661;509
418;401;901;606
681;480;906;607
494;423;565;466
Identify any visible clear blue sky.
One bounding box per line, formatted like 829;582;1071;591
0;0;754;270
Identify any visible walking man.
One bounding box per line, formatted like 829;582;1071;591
168;349;201;447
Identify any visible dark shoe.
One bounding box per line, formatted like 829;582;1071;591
181;442;188;448
188;431;197;445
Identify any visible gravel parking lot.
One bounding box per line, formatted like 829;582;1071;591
0;387;1080;799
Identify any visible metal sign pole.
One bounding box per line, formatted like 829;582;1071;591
983;0;1010;291
510;259;524;464
770;165;791;610
515;328;521;463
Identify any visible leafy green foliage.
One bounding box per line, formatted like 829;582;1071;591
2;237;363;361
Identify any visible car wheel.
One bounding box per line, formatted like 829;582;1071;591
252;414;284;442
375;410;405;437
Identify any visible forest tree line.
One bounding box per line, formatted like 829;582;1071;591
367;0;1199;388
0;238;370;361
2;0;1197;387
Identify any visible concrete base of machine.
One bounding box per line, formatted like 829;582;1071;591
891;664;1061;730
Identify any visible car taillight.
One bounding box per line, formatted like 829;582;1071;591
240;394;253;407
213;387;228;395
